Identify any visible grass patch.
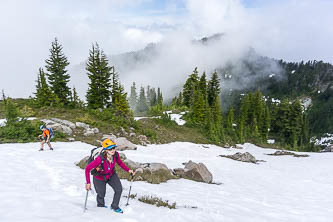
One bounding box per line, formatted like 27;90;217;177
138;195;176;209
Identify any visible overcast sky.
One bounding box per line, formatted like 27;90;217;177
1;0;332;98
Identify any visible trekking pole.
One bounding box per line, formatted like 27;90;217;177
125;173;134;206
83;190;89;212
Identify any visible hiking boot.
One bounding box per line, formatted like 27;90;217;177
50;148;54;151
111;207;123;213
39;149;44;151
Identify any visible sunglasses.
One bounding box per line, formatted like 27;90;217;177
104;145;116;150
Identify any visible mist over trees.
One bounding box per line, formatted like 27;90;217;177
27;37;333;152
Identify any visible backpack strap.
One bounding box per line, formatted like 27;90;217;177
99;153;107;182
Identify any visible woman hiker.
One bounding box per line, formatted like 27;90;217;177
85;138;135;213
39;125;54;151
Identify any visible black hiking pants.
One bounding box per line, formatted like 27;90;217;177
93;173;123;209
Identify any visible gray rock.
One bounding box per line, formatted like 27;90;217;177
75;122;90;129
267;150;309;157
173;168;185;177
41;119;73;135
102;134;117;141
135;168;144;174
68;137;75;141
142;163;170;172
183;161;213;183
50;118;76;129
129;132;136;137
124;159;141;169
76;156;89;169
84;129;95;137
220;152;257;163
91;128;99;134
114;137;137;151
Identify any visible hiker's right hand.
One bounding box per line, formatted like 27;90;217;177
85;183;91;191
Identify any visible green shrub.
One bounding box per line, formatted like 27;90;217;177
0;119;42;143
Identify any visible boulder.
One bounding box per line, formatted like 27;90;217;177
92;128;99;134
142;163;170;172
124;159;141;169
114;137;137;151
84;129;96;137
173;168;185;177
183;160;213;183
267;150;309;157
75;122;90;129
219;152;257;163
41;119;73;135
102;134;117;141
50;118;76;129
76;156;89;169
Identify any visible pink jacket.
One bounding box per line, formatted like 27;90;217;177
85;152;130;184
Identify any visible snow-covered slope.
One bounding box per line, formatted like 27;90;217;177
0;142;332;222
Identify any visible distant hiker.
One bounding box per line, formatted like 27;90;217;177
39;125;54;151
85;138;135;213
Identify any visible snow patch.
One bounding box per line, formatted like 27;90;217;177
267;139;275;144
0;117;37;127
0;142;332;221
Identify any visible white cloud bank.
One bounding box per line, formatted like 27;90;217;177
0;0;332;98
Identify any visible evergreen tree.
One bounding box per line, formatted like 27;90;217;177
34;68;54;106
191;88;206;125
136;87;149;112
149;88;157;107
86;43;112;109
129;82;138;110
110;67;119;105
238;94;250;142
146;85;151;107
112;83;130;116
226;107;234;137
183;68;199;107
207;71;220;107
209;95;224;142
157;87;163;108
71;86;82;108
45;38;71;105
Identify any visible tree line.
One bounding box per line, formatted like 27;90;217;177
171;68;318;151
34;39;131;117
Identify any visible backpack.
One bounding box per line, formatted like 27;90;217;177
47;127;54;139
87;147;118;179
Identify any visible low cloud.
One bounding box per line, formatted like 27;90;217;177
0;0;332;99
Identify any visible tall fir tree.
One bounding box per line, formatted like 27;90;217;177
207;71;220;107
112;83;130;116
71;86;82;108
45;38;71;105
183;67;199;107
110;67;119;105
86;43;112;109
34;68;54;107
136;87;149;112
129;82;138;111
157;87;163;108
149;88;157;107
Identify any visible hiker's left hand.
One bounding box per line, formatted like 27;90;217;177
129;170;135;176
